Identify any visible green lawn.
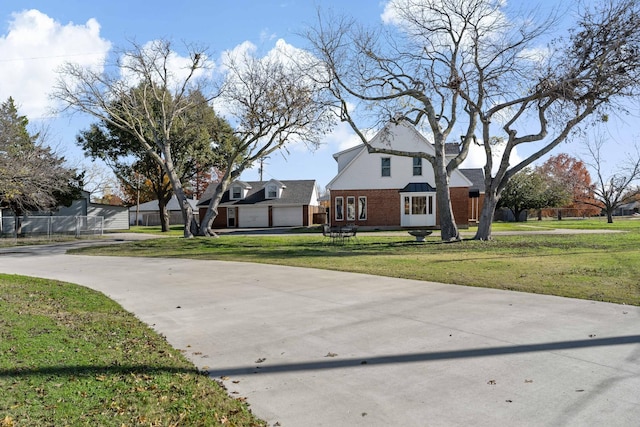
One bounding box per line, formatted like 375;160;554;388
72;218;640;306
0;274;265;427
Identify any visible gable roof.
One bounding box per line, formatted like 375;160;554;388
198;180;317;207
459;168;485;192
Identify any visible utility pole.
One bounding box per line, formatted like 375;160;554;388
258;157;269;181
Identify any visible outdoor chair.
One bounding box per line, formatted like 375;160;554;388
341;224;359;244
322;224;340;244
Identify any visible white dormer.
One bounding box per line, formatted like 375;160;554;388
229;180;252;200
263;179;286;199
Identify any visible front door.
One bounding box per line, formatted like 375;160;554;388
400;193;436;227
227;207;236;227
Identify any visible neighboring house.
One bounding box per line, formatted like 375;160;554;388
1;190;129;233
129;195;199;226
198;179;321;228
327;120;484;229
614;200;640;216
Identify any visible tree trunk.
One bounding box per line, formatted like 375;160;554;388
158;198;170;232
606;209;614;223
198;177;232;237
434;154;459;242
475;192;498;240
173;185;198;238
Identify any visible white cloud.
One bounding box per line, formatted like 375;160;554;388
460;139;523;175
0;9;111;118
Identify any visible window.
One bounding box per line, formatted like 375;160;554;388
413;157;422;176
381;157;391;177
412;196;427;215
358;196;367;220
428;195;433;215
231;186;242;199
335;197;344;221
267;184;278;198
347;196;356;221
404;196;410;215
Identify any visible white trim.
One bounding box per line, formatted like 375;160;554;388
358;196;367;220
335;196;344;221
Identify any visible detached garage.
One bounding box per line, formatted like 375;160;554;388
198;179;322;229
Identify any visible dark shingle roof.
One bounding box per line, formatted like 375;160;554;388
399;182;436;192
460;168;485;192
445;143;460;155
198;180;316;207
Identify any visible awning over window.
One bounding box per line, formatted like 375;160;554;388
399;182;436;192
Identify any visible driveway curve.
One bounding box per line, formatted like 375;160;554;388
1;237;639;426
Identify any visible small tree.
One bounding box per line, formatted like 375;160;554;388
498;168;570;221
581;135;640;223
536;154;601;218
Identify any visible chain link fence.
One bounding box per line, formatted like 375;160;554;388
0;216;104;239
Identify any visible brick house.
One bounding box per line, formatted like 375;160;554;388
327;121;484;229
198;179;322;228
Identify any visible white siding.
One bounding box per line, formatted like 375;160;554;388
272;207;302;227
329;122;471;190
88;205;130;230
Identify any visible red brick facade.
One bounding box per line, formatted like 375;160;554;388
330;187;481;228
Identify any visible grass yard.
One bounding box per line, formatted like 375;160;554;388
72;218;640;306
0;274;265;427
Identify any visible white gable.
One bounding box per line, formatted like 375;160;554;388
328;121;471;190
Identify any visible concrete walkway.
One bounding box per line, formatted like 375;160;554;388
0;237;638;426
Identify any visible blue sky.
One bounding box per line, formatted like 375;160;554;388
0;0;636;194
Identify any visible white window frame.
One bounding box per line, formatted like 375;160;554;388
335;196;344;221
231;186;242;200
413;157;422;176
358;196;367;220
347;196;356;221
381;157;391;177
267;184;278;198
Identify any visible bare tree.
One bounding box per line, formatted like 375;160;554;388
54;39;215;237
581;135;640;223
472;0;640;239
306;0;557;241
197;44;334;236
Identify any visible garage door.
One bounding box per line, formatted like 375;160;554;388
272;206;303;227
238;207;269;227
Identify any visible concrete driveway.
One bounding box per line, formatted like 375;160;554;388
1;238;639;426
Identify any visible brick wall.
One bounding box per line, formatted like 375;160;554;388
330;187;477;228
450;187;469;226
330;189;400;227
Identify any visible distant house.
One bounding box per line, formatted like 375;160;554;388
327;120;484;229
614;200;640;216
129;195;199;226
197;179;321;228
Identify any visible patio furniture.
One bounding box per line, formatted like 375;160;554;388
340;224;359;244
